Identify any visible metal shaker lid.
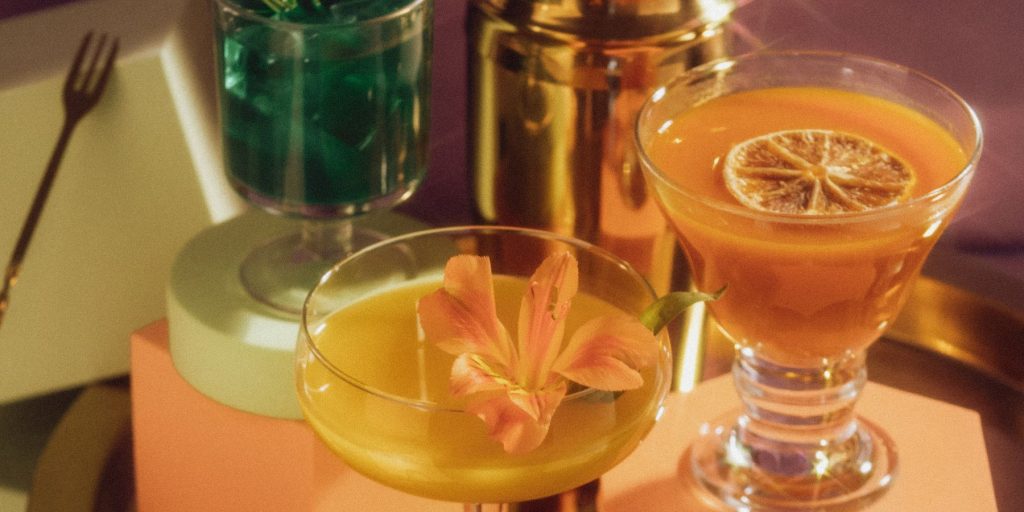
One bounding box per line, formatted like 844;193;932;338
475;0;735;43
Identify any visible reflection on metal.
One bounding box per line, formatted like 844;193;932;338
674;300;710;393
467;0;735;295
888;277;1024;394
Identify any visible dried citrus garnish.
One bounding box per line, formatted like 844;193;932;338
722;129;915;214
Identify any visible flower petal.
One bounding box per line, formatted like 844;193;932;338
552;314;660;391
465;382;567;454
417;255;515;365
516;252;578;388
449;353;511;398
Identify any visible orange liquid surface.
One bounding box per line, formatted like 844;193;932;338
646;87;969;365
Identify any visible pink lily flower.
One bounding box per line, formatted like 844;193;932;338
416;252;660;454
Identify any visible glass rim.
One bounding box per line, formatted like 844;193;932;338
635;50;984;225
214;0;428;30
299;225;661;413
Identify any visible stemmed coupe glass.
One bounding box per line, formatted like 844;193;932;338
295;226;673;510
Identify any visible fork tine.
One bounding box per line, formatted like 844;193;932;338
78;33;108;91
91;37;120;96
63;31;94;95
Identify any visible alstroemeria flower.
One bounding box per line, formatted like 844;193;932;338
416;252;660;454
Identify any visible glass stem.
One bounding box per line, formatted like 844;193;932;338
691;345;897;508
464;504;508;512
732;349;867;477
237;218;366;314
300;218;354;262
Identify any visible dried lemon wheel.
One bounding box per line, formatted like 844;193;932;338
722;129;916;214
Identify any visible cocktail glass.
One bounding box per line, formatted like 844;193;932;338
636;52;981;509
295;226;673;510
211;0;433;313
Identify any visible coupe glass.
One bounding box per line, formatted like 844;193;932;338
295;226;672;510
211;0;433;313
636;52;981;510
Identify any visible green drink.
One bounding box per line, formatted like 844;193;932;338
213;0;432;217
209;0;433;314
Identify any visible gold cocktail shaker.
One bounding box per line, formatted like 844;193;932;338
468;0;734;293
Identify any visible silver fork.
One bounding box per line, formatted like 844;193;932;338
0;32;119;331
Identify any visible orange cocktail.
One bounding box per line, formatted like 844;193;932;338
636;52;981;510
644;86;968;365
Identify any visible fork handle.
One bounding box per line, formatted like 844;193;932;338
0;118;78;329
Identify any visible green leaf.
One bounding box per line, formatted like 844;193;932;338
640;286;725;334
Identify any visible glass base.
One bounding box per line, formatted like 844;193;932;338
691;410;898;511
240;220;389;315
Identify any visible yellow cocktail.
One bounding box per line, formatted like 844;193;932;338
296;226;672;507
636;52;981;510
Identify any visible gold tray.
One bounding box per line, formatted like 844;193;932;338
27;277;1024;511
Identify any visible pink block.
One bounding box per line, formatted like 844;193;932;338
129;320;452;512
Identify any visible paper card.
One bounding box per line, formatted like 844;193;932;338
0;0;243;403
132;320;454;512
600;375;997;511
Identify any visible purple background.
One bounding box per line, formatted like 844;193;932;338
406;0;1024;309
2;0;1021;299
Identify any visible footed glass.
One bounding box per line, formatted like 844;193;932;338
212;0;432;313
636;52;982;510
